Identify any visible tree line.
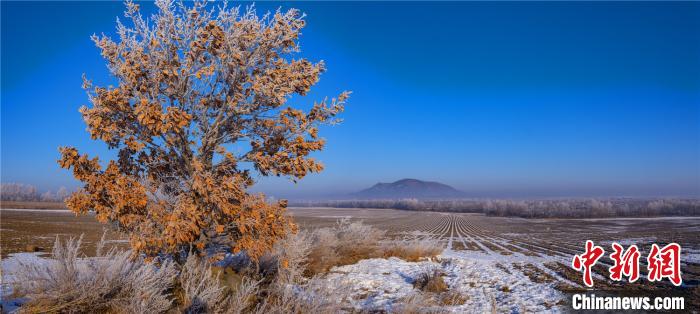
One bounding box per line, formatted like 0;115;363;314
0;183;70;202
290;198;700;218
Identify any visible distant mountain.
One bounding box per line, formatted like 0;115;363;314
352;179;465;199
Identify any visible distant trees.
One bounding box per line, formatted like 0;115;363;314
58;1;348;261
40;191;54;201
292;198;700;219
1;183;70;202
480;199;700;218
0;183;38;201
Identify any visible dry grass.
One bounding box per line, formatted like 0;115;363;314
9;220;449;313
438;290;468;306
382;236;443;262
392;293;437;313
304;227;341;276
227;277;260;314
0;200;67;209
177;254;237;314
334;219;386;264
394;265;468;313
193;231;344;314
413;267;448;293
303;219;443;276
12;234;177;313
10;233;341;314
305;219;385;276
393;291;468;313
392;293;453;314
254;277;343;314
269;229;312;286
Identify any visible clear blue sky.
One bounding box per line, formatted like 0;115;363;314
2;2;699;198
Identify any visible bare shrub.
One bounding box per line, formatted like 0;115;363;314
304;220;442;276
394;268;465;312
335;218;386;264
12;235;176;313
305;228;340;276
437;290;467;306
174;253;261;314
270;231;312;286
393;285;466;312
305;219;384;276
11;235;320;313
413;267;448;293
382;236;443;262
254;277;343;314
177;254;229;313
225;276;260;314
200;231;336;313
218;230;312;287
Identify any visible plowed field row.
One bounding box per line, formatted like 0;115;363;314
291;208;700;302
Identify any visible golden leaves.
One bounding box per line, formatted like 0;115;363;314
61;0;344;262
164;107;192;131
215;225;225;233
125;136;145;151
135;99;163;134
64;189;92;215
58;147;102;181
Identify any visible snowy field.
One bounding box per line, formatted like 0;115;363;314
2;208;699;311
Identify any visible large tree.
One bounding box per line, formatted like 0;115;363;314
59;0;348;261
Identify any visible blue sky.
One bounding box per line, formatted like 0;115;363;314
2;2;699;198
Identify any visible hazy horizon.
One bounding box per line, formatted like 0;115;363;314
2;2;699;199
253;177;700;201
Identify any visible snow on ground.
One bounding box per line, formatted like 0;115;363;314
600;237;657;247
1;253;49;312
579;216;700;222
1;250;565;313
684;248;700;264
324;257;436;309
322;252;564;313
1;252;50;292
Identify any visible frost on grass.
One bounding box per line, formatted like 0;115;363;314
1;220;566;313
0;234;330;314
4;235;177;313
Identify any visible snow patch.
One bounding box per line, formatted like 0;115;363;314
321;254;563;313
